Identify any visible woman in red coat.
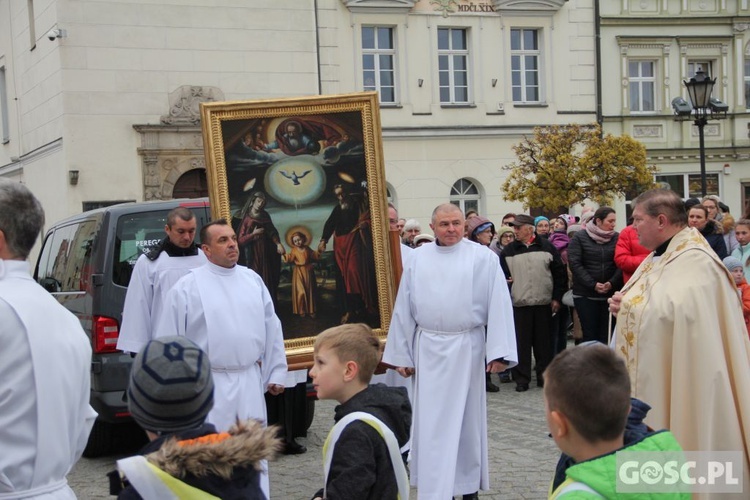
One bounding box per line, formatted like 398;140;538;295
614;224;650;284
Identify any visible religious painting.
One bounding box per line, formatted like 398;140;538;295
200;92;395;368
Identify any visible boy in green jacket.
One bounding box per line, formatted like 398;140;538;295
545;343;688;499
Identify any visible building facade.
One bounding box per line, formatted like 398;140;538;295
0;0;596;237
322;0;596;226
600;0;750;217
0;0;320;229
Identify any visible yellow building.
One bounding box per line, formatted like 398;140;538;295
600;0;750;218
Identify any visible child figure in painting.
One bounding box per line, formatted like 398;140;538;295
283;231;320;318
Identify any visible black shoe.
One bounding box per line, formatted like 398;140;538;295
499;371;512;383
485;373;499;392
515;384;529;392
282;440;307;455
462;493;478;500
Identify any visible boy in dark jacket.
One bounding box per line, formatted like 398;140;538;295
109;336;280;499
310;323;411;500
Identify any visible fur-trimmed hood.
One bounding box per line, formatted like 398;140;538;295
110;421;280;499
721;212;736;235
146;420;281;479
147;420;281;480
700;218;722;236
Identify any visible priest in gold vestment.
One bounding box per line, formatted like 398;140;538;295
611;189;750;498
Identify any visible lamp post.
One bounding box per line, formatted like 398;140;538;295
672;70;727;198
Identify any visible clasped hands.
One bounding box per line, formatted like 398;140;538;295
395;359;509;378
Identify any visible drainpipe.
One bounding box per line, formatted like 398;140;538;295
314;0;322;95
594;0;603;136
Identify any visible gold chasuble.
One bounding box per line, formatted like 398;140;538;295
616;227;750;496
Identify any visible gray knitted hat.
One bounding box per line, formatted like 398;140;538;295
723;256;743;272
128;336;214;433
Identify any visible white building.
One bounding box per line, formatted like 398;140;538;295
0;0;320;228
0;0;596;235
320;0;596;226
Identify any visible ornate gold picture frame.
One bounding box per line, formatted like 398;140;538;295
200;92;394;369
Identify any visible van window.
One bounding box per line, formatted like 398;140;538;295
37;220;98;292
112;208;208;287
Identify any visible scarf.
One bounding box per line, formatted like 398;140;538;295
585;219;615;244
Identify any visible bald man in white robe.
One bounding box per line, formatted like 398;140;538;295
383;203;517;500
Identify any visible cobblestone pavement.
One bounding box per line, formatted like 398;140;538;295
69;374;558;499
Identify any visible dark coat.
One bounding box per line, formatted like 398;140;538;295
568;229;623;297
314;384;411;500
699;219;728;259
110;422;279;500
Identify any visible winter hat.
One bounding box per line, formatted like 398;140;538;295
413;233;435;245
466;216;494;240
534;216;549;227
723;256;743;272
684;198;701;212
554;216;568;231
128;336;214;433
557;214;578;228
580;207;595;224
496;226;515;238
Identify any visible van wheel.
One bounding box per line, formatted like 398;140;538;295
305;397;315;431
82;420;113;458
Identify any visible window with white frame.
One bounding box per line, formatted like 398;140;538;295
438;28;469;104
450;178;480;214
745;59;750;109
511;28;541;103
628;60;656;113
362;26;396;104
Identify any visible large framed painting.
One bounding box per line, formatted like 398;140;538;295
200;92;396;369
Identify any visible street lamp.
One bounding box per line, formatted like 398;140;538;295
671;70;727;197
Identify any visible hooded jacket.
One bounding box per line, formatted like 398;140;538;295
550;430;688;499
111;421;280;499
314;384;411;500
548;231;571;264
699;219;728;259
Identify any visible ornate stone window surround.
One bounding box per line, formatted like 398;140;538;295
677;37;730;102
617;37;671;115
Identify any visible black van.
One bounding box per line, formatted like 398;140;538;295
34;198;212;457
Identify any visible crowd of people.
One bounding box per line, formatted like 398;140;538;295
2;178;750;499
386;193;750;499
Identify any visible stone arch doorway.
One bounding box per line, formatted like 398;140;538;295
173;168;208;198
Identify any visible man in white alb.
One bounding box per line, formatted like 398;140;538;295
0;179;96;498
117;207;206;353
383;203;518;500
156;218;287;497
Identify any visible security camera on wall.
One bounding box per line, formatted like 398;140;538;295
46;28;66;41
